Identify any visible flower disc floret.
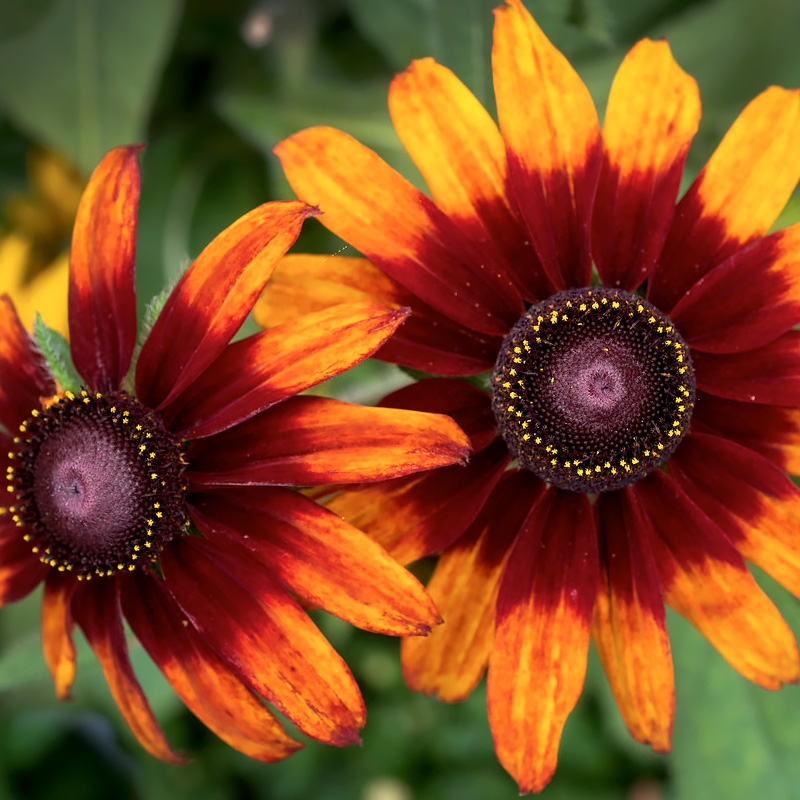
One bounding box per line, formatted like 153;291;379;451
491;288;695;492
6;389;188;578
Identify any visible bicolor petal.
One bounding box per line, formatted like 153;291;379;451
68;145;140;391
135;201;315;411
593;39;700;290
41;573;77;700
488;489;598;793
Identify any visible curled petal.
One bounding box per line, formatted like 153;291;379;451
68;145;140;391
187;395;470;488
135;201;316;411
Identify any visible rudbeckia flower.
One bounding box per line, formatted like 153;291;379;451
263;0;800;791
1;145;471;762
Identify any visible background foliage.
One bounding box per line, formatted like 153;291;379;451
1;1;800;798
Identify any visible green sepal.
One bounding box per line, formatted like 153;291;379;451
32;313;81;393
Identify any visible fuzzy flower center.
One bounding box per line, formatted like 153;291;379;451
6;390;188;579
491;287;695;492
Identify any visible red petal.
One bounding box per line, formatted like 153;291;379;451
276;127;519;336
0;523;47;606
649;87;800;311
42;572;77;700
135;201;315;411
634;470;799;688
68;145;141;391
592;490;674;752
253;254;501;376
324;438;512;565
164;303;410;438
161;536;365;745
0;296;55;433
693;329;800;405
671;223;800;353
189;486;440;635
487;488;598;793
402;469;542;701
72;579;187;763
493;0;602;290
671;432;800;599
187;395;470;488
121;571;302;762
593;39;700;290
389;57;553;303
692;391;800;474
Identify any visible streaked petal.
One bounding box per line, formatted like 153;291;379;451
592;490;673;751
42;572;77;700
253;256;502;376
487;489;598;794
692;391;800;474
0;296;55;433
161;536;364;745
164;303;410;439
324;439;511;565
493;0;602;289
634;470;799;688
276;127;519;336
122;571;302;762
135;201;315;411
672;432;800;599
402;470;542;701
72;579;186;763
593;39;700;290
389;57;552;303
693;329;800;405
649;87;800;311
189;486;440;635
187;395;470;488
68;145;140;391
671;223;800;352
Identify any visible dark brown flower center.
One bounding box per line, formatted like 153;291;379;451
491;288;695;492
6;390;188;578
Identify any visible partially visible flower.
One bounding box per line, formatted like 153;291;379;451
262;0;800;791
1;145;470;762
0;148;83;335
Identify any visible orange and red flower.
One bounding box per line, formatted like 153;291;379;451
0;145;471;762
263;0;800;791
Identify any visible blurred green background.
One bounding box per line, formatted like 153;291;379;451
1;0;800;798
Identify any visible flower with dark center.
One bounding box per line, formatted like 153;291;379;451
0;145;471;763
258;0;800;791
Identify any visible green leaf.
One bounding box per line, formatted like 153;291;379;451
0;0;182;173
32;312;81;391
669;582;800;800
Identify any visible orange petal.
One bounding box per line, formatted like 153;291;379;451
593;39;700;290
324;438;511;565
402;470;542;701
254;254;501;376
649;86;800;311
42;573;77;700
635;470;799;689
73;579;187;763
187;395;470;488
135;201;316;411
68;145;141;391
122;572;302;762
189;486;441;636
492;0;602;289
0;296;55;433
672;432;800;599
161;536;365;745
276;127;518;336
389;57;551;303
592;490;674;752
487;489;598;794
164;302;410;438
